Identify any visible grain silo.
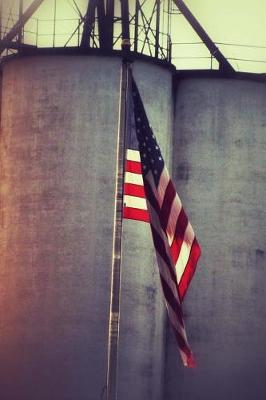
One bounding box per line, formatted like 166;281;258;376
0;1;265;400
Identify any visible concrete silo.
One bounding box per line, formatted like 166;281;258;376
0;52;173;399
165;73;266;400
0;1;266;400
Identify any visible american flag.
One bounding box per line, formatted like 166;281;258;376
123;78;201;367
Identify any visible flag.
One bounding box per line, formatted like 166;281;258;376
123;78;201;367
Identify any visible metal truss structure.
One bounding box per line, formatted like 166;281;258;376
79;0;172;61
0;0;234;72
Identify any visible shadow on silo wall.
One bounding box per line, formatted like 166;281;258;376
164;77;266;400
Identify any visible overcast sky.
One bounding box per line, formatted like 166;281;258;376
179;0;266;72
2;0;266;73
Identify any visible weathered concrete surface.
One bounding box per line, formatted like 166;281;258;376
2;55;265;400
118;61;173;400
0;55;173;400
165;78;266;400
0;55;121;400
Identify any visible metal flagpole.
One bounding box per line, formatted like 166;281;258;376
106;53;131;400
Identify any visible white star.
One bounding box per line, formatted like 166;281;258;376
154;169;158;175
137;117;141;122
143;142;146;147
148;148;151;152
151;159;154;164
159;156;162;161
143;165;147;170
155;145;159;150
143;153;147;158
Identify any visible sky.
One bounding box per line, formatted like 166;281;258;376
1;0;266;73
179;0;266;72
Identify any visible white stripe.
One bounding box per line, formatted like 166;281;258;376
164;290;191;367
175;222;195;283
145;178;193;366
145;198;178;288
157;168;170;207
146;171;182;261
166;302;191;367
145;170;194;287
146;198;173;264
166;301;188;342
124;171;143;186
124;195;147;210
126;149;140;162
166;194;183;245
148;212;189;342
156;253;180;307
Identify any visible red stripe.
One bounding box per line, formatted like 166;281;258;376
173;329;196;368
123;207;149;222
159;273;184;327
160;180;176;231
143;178;160;215
160;275;195;364
151;225;178;287
170;208;188;265
178;238;201;302
124;183;145;198
125;160;142;174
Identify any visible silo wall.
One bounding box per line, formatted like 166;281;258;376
0;55;172;400
165;77;266;400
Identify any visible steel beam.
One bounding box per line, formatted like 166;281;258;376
18;0;24;44
172;0;234;72
120;0;130;42
134;0;139;53
80;0;98;48
105;0;114;49
0;0;44;53
155;0;160;58
97;0;106;48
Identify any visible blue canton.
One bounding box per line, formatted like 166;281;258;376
132;84;165;187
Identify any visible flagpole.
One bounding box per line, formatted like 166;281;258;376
106;50;131;400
